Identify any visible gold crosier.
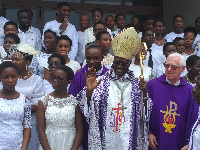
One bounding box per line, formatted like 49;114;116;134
139;42;147;150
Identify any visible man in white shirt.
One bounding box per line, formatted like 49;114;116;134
26;9;42;46
164;15;184;42
0;0;8;45
84;8;111;45
138;16;154;38
76;14;91;63
43;2;78;60
105;15;115;33
141;28;164;76
17;9;41;51
112;13;126;38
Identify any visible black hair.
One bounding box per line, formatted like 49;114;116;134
24;55;33;62
184;26;197;37
93;21;106;28
17;9;29;17
3;21;18;31
173;37;184;44
44;29;57;38
173;15;184;22
48;53;66;66
56;35;72;47
195;17;200;23
153;19;165;26
85;44;102;53
0;61;19;75
163;42;176;53
115;13;126;22
131;16;140;22
143;15;155;23
105;15;114;21
57;2;70;9
186;55;200;67
12;48;33;62
4;33;20;44
26;9;33;17
142;28;154;37
95;31;110;41
80;14;90;19
56;65;74;81
92;8;103;16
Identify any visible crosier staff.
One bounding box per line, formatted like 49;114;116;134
139;42;147;150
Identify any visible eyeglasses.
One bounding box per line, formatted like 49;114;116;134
51;76;65;83
48;61;61;66
163;63;182;70
113;60;130;67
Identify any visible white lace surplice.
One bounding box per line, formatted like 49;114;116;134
0;93;31;150
38;95;78;150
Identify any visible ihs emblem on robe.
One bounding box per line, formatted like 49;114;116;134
160;101;180;133
109;103;126;133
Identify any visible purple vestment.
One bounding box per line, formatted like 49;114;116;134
69;64;108;150
147;75;199;150
69;64;108;97
77;69;152;150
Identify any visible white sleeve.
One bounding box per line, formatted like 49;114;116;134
68;25;78;60
164;33;173;42
35;29;42;51
30;77;45;106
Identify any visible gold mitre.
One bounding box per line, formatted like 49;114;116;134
112;27;141;60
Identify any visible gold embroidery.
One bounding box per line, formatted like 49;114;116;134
160;101;180;133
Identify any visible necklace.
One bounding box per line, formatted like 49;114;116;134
19;72;30;79
113;80;131;115
185;75;196;86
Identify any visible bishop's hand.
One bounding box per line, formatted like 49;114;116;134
85;67;102;103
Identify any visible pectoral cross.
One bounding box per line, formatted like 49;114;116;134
119;104;127;116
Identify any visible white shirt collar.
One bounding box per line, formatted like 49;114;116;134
166;77;180;86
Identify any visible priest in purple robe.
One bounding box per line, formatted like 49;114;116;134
77;27;152;150
147;52;199;150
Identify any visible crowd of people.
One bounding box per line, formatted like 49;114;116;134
0;1;200;150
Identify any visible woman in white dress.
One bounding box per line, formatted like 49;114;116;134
37;65;83;150
10;43;45;150
56;35;81;74
0;61;31;150
30;29;58;78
